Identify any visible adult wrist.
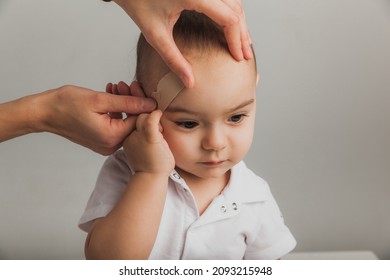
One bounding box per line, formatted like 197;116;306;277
24;90;55;134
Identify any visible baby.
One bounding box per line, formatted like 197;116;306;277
79;11;296;259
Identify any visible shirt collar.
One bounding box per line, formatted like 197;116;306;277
169;161;270;227
222;161;270;204
169;161;269;204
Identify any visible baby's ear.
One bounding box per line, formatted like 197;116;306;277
256;74;260;86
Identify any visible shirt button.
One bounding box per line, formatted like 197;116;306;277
232;202;238;211
220;205;227;213
172;172;181;180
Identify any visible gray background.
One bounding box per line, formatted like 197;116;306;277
0;0;389;259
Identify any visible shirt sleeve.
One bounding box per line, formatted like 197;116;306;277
244;186;297;260
78;150;132;232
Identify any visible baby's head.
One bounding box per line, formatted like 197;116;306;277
136;10;257;99
135;11;259;181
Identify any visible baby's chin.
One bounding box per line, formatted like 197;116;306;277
175;164;232;181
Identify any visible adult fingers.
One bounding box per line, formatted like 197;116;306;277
112;83;119;95
145;29;194;88
191;0;239;29
192;0;241;60
129;80;147;98
222;0;253;59
106;82;113;94
111;80;148;98
223;20;242;61
117;81;131;96
119;114;138;136
192;0;252;61
97;92;156;115
105;83;122;119
238;5;253;59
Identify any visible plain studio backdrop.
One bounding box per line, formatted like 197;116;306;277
0;0;389;260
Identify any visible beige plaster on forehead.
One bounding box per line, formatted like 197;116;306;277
151;72;185;111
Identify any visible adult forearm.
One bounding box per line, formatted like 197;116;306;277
0;93;47;143
85;172;169;259
0;85;155;154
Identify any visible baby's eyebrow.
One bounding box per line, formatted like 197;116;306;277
165;106;199;115
226;98;255;114
166;98;255;115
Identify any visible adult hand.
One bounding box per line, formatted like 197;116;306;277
105;80;146;120
113;0;252;88
46;85;157;155
0;85;156;155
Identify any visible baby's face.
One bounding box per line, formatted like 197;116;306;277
160;51;258;182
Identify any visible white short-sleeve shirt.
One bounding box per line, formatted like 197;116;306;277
79;150;296;259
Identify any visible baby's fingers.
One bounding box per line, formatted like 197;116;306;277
136;110;163;143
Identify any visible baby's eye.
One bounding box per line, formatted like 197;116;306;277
176;121;199;129
228;114;247;123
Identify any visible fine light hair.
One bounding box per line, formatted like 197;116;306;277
135;10;256;96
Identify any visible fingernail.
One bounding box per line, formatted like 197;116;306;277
179;73;189;88
245;44;253;59
235;50;244;61
180;72;195;89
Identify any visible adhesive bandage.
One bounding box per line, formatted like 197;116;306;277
151;72;185;111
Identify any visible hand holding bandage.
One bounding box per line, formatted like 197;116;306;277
122;72;183;174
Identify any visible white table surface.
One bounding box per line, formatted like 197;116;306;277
283;251;378;260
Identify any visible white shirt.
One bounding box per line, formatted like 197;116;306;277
79;150;296;259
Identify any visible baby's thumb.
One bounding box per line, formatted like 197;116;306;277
143;110;164;143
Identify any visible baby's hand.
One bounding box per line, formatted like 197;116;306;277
123;110;175;176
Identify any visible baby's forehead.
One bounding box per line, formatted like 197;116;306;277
166;77;257;116
149;51;257;112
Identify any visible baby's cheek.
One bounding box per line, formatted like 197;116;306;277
233;133;254;160
170;141;189;157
